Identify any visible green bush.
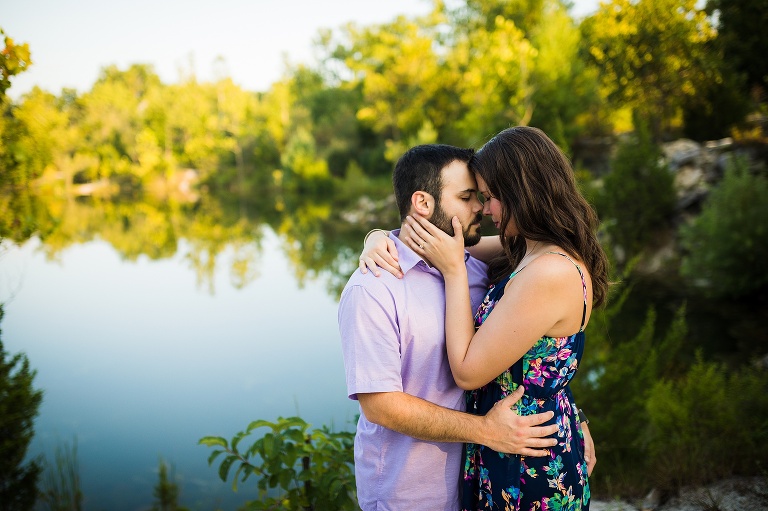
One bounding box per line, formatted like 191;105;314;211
0;305;43;511
680;156;768;298
38;438;83;511
646;355;768;490
199;416;356;511
597;118;676;260
574;302;687;496
574;281;768;498
151;459;188;511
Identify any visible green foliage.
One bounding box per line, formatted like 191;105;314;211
597;119;676;260
581;0;718;138
680;156;768;298
38;438;82;511
330;14;455;153
1;0;758;195
528;4;601;150
0;28;32;98
0;305;43;511
280;127;332;192
646;354;768;490
151;459;189;511
451;14;537;142
449;0;547;36
199;416;356;510
682;61;752;141
8;87;74;185
575;301;688;494
707;0;768;96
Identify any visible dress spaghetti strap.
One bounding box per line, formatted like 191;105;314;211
546;251;588;332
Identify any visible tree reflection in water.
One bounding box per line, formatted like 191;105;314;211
0;187;400;298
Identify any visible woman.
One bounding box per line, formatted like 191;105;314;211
361;127;608;510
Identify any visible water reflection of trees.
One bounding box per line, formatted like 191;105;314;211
0;187;399;297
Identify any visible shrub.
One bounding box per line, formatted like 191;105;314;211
0;305;43;511
199;416;356;511
680;156;768;298
38;438;83;511
597;118;676;261
646;355;768;490
574;303;687;496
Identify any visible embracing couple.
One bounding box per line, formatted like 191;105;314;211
338;126;609;511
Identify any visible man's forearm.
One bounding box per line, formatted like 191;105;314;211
465;235;503;263
358;388;559;456
359;391;486;444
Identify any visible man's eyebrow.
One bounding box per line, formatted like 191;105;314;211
459;188;477;194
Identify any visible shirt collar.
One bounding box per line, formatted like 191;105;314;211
389;229;470;275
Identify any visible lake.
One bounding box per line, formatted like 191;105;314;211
1;228;361;510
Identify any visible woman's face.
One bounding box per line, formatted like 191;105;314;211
475;173;517;236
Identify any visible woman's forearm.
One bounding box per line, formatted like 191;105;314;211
443;270;476;390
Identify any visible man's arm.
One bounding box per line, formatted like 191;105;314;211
465;235;504;263
358;386;558;456
580;415;596;476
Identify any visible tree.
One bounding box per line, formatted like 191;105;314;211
0;28;32;187
581;0;717;139
451;15;537;143
0;305;44;511
680;156;768;298
447;0;548;38
707;0;768;99
78;64;162;183
331;15;456;157
39;438;82;511
527;1;601;150
0;28;32;98
11;87;75;186
151;459;188;511
597;117;676;259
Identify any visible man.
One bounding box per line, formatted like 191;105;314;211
338;144;562;511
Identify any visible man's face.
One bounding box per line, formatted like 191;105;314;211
430;160;483;247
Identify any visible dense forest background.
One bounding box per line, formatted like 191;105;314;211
1;0;767;507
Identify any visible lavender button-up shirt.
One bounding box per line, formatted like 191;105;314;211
338;231;489;511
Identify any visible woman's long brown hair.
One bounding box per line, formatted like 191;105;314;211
471;126;609;307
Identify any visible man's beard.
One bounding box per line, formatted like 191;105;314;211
431;205;482;247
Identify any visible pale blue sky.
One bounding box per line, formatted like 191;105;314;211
4;0;598;99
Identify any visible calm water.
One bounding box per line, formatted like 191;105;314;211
1;231;359;510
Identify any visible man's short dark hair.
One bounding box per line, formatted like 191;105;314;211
392;144;475;221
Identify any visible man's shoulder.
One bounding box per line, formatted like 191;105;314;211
340;269;403;302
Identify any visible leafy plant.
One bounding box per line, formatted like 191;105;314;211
151;458;188;511
0;305;43;511
199;416;356;511
597;117;676;261
646;354;768;490
38;438;82;511
680;155;768;298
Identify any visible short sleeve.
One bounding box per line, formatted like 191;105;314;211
338;284;403;400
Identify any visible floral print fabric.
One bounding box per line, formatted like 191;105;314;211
460;261;590;511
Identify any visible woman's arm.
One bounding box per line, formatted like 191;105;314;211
357;229;403;278
448;261;576;389
404;216;574;390
358;230;501;276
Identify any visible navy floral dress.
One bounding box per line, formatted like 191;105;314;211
460;252;590;511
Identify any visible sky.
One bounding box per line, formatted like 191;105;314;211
3;0;599;100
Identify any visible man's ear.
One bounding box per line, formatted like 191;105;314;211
411;191;434;218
